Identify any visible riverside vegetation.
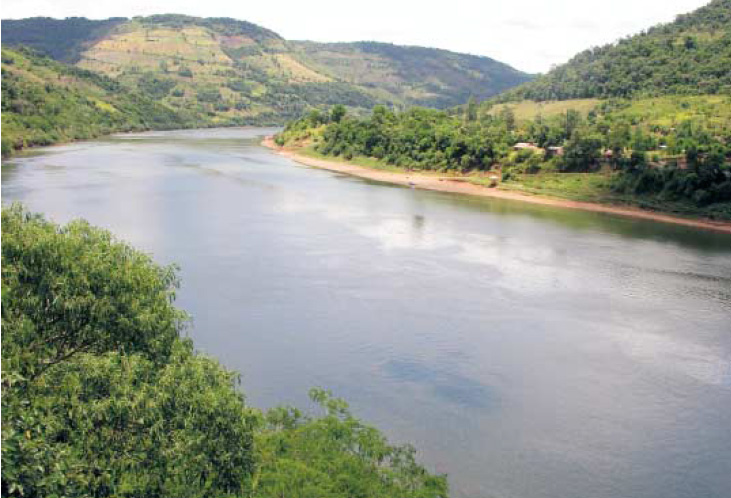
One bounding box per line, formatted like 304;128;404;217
276;0;731;220
1;204;447;498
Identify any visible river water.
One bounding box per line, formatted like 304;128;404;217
3;128;731;498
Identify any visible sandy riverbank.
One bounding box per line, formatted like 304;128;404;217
262;137;731;234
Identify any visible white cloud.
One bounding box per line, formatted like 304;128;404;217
1;0;711;73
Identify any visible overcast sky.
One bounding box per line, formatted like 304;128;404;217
1;0;711;73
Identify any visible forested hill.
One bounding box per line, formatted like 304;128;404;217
498;0;731;101
1;14;532;122
1;47;195;156
289;41;532;108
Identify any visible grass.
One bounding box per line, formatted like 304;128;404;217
492;172;620;203
297;146;416;174
491;172;731;220
488;99;601;121
610;95;731;131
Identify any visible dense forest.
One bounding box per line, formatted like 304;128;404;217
1;205;448;498
499;0;731;100
1;47;197;156
1;15;531;124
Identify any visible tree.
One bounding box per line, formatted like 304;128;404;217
465;96;478;122
330;104;347;123
561;131;602;172
255;389;448;498
1;204;184;382
500;106;516;132
564;109;582;138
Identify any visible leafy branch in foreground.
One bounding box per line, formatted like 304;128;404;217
1;204;447;498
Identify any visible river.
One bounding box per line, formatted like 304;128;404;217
3;128;731;498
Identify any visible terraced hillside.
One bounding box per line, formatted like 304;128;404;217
2;15;532;123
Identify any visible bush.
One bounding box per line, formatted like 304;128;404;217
177;67;193;78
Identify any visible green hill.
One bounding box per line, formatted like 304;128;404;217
499;0;731;101
2;15;532;123
289;41;531;108
1;47;195;156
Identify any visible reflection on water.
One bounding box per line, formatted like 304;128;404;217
3;128;731;498
384;359;496;409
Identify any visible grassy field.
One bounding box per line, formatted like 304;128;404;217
492;172;731;220
488;99;601;121
609;95;731;132
471;172;618;202
488;95;731;129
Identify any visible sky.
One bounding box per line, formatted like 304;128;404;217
1;0;712;73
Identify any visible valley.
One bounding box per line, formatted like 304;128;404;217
2;2;731;498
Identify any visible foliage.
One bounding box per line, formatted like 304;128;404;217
277;95;731;218
1;206;184;381
611;150;731;207
500;0;731;101
1;47;196;156
2;343;258;498
280;105;511;172
1;205;447;498
255;389;447;498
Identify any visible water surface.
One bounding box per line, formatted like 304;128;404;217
3;128;731;498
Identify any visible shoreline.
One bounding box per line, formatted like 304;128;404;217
262;137;731;235
2;124;282;160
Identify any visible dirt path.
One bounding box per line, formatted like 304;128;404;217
262;137;731;235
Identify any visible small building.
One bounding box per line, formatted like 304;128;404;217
547;146;564;157
513;142;541;151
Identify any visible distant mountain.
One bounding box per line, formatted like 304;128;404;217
1;47;194;155
498;0;731;101
1;15;532;123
